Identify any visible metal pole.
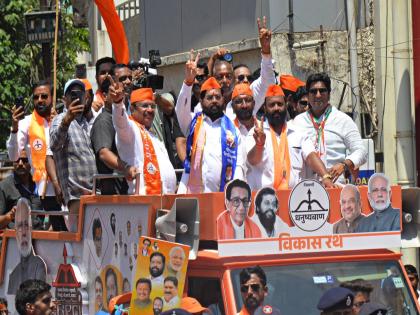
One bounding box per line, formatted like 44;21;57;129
346;0;361;130
288;0;294;48
392;0;415;187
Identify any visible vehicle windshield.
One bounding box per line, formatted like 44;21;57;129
231;260;419;315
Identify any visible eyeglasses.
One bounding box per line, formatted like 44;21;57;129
237;74;252;82
353;300;369;308
195;74;207;82
32;94;49;100
233;97;254;106
229;197;251;208
136;103;157;110
215;73;233;81
240;283;261;293
118;75;132;82
15;157;29;164
308;88;328;95
298;100;308;106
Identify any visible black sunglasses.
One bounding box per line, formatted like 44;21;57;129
33;94;49;100
237;74;252;82
195;74;207;82
309;88;328;95
118;75;132;82
15;157;29;164
240;283;261;293
298;100;308;106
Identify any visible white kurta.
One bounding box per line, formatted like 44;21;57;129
177;114;246;194
112;101;177;194
6;114;55;196
251;214;290;238
225;54;276;121
293;106;367;183
245;121;315;190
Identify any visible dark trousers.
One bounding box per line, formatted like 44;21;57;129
41;196;68;231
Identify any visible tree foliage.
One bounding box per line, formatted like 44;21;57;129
0;0;90;150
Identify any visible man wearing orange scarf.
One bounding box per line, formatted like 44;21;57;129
246;85;335;190
109;78;176;194
217;179;261;240
177;77;245;194
7;81;67;231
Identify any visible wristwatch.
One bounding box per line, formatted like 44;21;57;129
322;174;332;181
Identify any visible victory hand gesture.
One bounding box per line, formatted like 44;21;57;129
253;116;266;147
258;16;272;55
185;49;200;85
108;75;124;104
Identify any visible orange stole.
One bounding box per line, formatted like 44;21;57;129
129;117;162;194
270;124;291;189
216;210;261;240
28;111;47;182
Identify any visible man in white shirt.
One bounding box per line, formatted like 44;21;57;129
163;276;180;310
231;83;258;137
175;17;275;135
246;84;335;190
177;77;245;194
109;77;177;194
293;72;367;184
7;80;66;231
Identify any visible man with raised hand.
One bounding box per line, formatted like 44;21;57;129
246;85;334;190
177;77;245;194
109;76;176;194
7;81;66;231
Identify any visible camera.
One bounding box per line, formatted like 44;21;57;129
128;49;164;90
70;90;85;105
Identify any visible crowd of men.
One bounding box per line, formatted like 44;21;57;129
0;17;367;233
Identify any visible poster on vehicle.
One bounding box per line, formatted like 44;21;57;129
129;237;190;315
217;174;402;257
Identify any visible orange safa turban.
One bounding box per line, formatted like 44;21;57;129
130;88;154;104
280;74;305;92
265;84;285;97
80;79;92;91
200;77;221;93
232;83;253;99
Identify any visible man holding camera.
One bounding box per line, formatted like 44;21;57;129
7;81;67;231
50;79;97;232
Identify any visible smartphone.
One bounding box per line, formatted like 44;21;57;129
70;90;84;105
15;96;24;109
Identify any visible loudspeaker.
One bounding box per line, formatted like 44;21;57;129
155;198;200;259
401;187;420;247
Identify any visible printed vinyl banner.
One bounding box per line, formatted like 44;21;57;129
217;177;402;257
130;237;189;315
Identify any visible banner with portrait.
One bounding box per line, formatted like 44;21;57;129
130;237;190;315
217;175;402;257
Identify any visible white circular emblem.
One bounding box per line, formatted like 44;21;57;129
262;305;273;314
288;180;330;232
32;138;44;151
346;296;352;306
146;162;156;175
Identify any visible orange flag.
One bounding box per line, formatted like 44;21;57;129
94;0;129;64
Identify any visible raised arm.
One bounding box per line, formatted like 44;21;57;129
247;117;266;166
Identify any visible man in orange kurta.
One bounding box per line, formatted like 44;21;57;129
216;179;261;240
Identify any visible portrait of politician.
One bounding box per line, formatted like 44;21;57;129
166;246;186;278
133;278;152;308
333;184;365;234
7;198;46;295
356;173;400;232
92;217;103;258
251;187;289;237
217;179;261;240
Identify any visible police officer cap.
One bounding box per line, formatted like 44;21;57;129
160;309;192;315
359;302;388;315
254;305;282;315
317;287;354;312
